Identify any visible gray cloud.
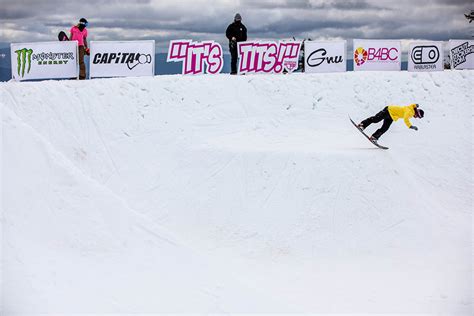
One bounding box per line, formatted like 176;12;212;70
0;0;472;52
432;0;473;5
322;0;385;10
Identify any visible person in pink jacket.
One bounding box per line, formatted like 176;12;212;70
70;18;89;79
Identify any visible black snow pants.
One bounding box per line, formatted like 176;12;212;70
229;43;238;74
360;106;393;140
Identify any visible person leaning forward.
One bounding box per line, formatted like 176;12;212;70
226;13;247;74
358;103;425;143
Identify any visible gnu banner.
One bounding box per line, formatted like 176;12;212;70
408;42;444;72
90;40;155;78
237;41;302;74
304;40;346;73
11;41;78;81
353;39;401;71
449;40;474;70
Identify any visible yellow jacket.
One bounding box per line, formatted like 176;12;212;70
387;104;417;128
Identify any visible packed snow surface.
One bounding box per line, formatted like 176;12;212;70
1;71;473;314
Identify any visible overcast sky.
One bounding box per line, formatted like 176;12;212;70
0;0;472;51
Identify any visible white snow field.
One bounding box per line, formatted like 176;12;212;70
0;70;472;314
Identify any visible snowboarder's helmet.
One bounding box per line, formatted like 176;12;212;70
234;13;242;21
414;107;424;118
79;18;88;27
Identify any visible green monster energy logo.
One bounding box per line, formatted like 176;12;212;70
15;48;33;77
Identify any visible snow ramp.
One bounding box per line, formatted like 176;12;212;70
1;71;472;314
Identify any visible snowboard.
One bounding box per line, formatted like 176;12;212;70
349;116;389;150
58;31;69;41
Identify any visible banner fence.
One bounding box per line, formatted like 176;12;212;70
449;40;474;70
304;40;347;73
237;41;302;74
408;42;444;72
89;40;155;78
353;39;401;71
8;38;474;81
11;41;78;81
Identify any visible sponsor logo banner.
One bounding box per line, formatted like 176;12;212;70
408;42;443;72
353;39;401;71
304;40;346;73
11;41;78;81
167;40;223;74
237;41;301;74
449;40;474;70
90;40;155;78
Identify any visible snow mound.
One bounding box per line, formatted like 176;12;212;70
1;71;472;314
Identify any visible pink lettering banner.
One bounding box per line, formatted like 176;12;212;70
167;40;223;75
237;41;302;74
353;39;401;71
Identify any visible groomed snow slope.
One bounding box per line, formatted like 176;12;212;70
1;71;473;314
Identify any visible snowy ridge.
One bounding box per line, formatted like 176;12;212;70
1;71;473;314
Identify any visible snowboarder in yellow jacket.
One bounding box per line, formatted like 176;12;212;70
358;103;424;142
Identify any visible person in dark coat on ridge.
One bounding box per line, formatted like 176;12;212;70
226;13;247;74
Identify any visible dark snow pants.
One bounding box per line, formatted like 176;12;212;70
229;43;238;74
78;46;86;80
360;106;393;140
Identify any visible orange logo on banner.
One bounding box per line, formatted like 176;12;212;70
354;47;368;66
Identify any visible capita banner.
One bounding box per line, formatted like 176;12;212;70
11;41;78;81
304;40;347;73
353;39;401;71
167;40;223;74
90;40;155;78
449;40;474;70
237;41;302;74
408;42;444;72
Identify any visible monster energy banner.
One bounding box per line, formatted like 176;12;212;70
11;41;78;81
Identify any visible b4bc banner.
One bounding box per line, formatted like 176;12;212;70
408;42;444;72
304;40;347;73
449;40;474;70
353;39;401;71
90;41;155;78
11;41;78;81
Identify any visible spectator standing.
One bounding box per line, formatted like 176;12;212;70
225;13;247;74
70;18;89;80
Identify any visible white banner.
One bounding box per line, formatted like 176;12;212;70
353;39;401;71
449;40;474;70
167;40;224;74
11;41;78;81
237;41;301;74
90;41;155;78
408;42;444;72
304;40;346;73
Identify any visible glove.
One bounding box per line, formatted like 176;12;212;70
410;125;418;131
85;48;90;55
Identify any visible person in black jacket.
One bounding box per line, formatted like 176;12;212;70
225;13;247;74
